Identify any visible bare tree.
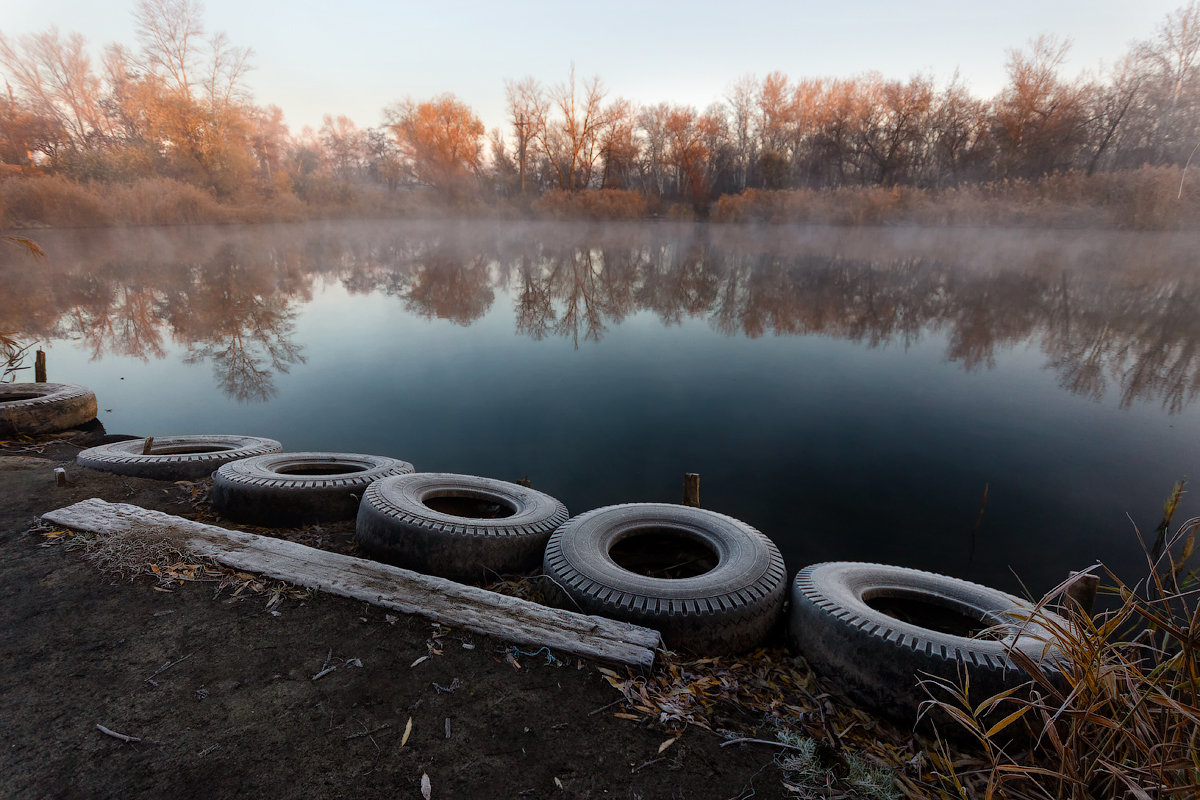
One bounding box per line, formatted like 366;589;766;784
530;65;610;191
204;31;252;115
0;27;104;146
504;76;542;194
134;0;205;102
994;36;1089;177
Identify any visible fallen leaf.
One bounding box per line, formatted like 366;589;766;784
410;656;428;668
613;713;640;721
553;776;564;790
400;717;413;748
657;736;678;754
597;667;619;679
385;614;398;625
420;772;431;800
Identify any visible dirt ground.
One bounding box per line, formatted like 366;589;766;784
0;430;802;800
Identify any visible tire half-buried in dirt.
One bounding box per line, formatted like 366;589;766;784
356;473;569;583
76;434;283;480
212;452;415;526
543;504;787;655
0;383;97;435
788;562;1069;720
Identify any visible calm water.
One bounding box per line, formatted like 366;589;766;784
5;220;1198;596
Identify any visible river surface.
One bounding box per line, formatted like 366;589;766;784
5;219;1198;597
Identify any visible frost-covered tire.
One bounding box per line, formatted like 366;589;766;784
356;473;569;583
0;383;97;435
76;434;283;480
212;452;415;526
788;562;1068;720
543;504;787;655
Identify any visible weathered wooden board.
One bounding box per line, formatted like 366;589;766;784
43;498;661;670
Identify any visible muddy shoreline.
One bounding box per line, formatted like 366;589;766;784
0;433;801;800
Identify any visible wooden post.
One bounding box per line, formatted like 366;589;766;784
1064;571;1100;616
54;468;67;487
683;473;700;507
141;437;155;455
34;350;46;383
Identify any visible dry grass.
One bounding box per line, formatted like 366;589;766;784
532;189;650;221
919;483;1200;799
710;167;1200;230
40;523;310;607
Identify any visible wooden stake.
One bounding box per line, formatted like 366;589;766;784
54;467;67;487
141;437;155;455
683;473;700;507
1064;571;1100;616
34;350;46;383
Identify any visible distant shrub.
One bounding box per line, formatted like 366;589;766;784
533;189;649;221
710;169;1200;230
104;178;227;225
0;175;111;227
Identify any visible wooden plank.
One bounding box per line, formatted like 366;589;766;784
43;499;661;670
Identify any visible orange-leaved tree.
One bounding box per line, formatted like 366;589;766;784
384;93;484;199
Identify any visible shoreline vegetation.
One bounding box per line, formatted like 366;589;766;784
2;167;1199;230
4;2;1200;232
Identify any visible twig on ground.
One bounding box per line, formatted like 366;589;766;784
312;648;336;680
146;651;194;684
631;757;664;773
588;698;626;716
96;724;141;743
720;737;822;752
344;723;390;740
312;665;337;681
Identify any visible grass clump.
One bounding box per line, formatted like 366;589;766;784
776;731;901;799
921;481;1200;799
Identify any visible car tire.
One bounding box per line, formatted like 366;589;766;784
356;472;570;583
76;434;283;480
212;451;414;526
788;562;1068;719
0;383;97;435
543;503;787;654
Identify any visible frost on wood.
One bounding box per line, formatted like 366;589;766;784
43;498;660;669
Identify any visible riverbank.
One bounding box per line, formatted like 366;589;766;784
0;430;930;800
3;166;1198;231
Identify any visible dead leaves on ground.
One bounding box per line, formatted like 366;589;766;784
601;648;933;797
38;526;308;606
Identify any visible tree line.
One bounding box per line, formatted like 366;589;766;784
2;0;1200;220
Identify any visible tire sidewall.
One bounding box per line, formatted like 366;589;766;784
355;473;569;582
551;504;776;601
212;452;415;526
543;503;787;654
0;383;97;435
789;562;1067;719
76;435;283;480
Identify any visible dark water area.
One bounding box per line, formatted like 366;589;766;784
4;219;1198;598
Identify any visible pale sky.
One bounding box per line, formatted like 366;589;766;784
1;0;1187;135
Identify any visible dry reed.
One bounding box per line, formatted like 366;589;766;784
919;483;1200;799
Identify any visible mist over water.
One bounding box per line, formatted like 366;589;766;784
6;219;1198;596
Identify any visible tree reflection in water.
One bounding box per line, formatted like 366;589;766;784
4;223;1200;412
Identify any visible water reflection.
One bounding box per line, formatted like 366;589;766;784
3;222;1199;411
